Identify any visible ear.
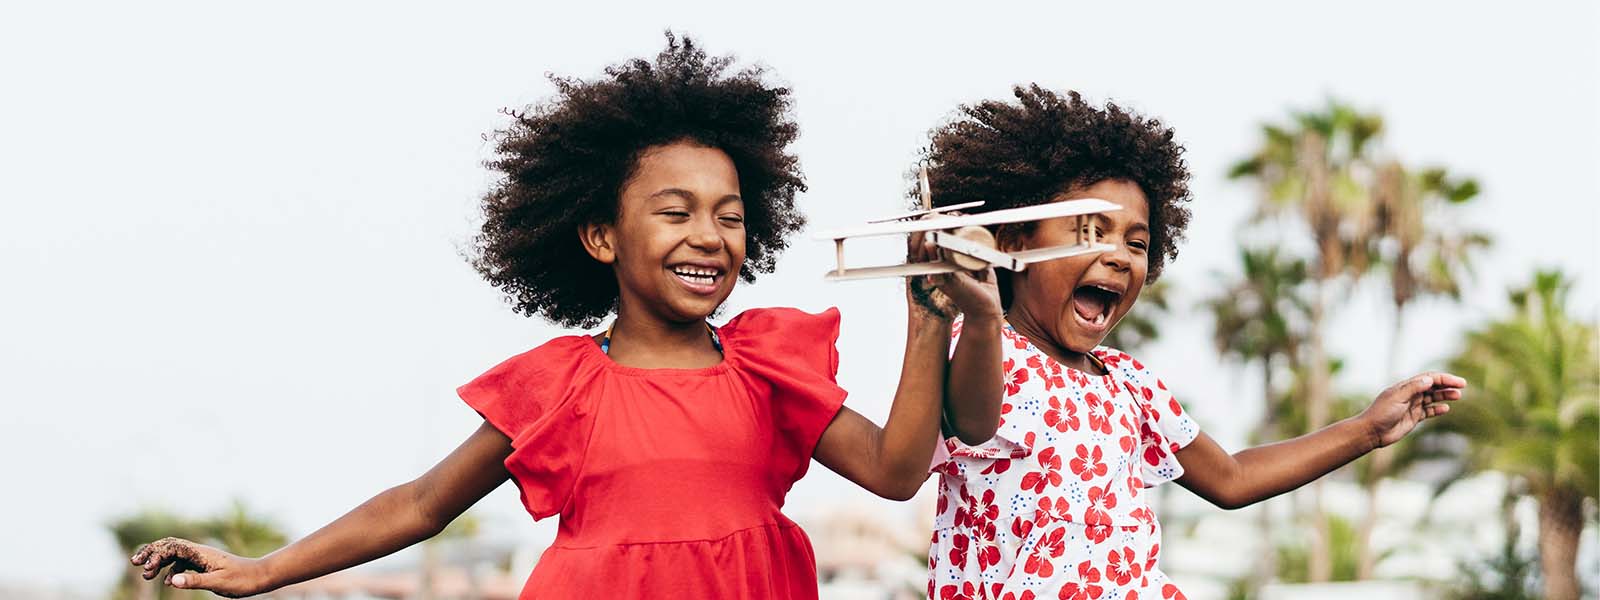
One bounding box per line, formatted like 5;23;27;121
578;221;617;265
995;223;1029;252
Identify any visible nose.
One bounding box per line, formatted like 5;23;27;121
1099;240;1131;272
686;215;724;253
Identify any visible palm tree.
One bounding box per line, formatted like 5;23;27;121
1354;162;1490;577
1203;247;1309;590
1230;100;1386;581
1104;278;1173;352
1427;270;1598;600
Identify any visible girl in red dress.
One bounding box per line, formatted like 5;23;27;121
129;35;1003;599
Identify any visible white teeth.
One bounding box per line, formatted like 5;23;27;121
673;269;716;286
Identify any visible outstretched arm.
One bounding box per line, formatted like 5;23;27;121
132;422;513;597
1174;372;1465;509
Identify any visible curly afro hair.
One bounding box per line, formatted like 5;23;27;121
470;33;806;328
922;86;1192;295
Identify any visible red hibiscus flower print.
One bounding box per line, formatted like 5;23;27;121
1169;396;1184;416
1085;393;1115;435
1083;484;1118;526
1140;421;1169;466
1059;560;1105;600
981;458;1013;476
1029;355;1067;390
1161;584;1185;600
1044;395;1080;432
1067;368;1091;387
1011;514;1035;540
1033;495;1072;528
941;582;977;600
1146;543;1160;572
975;522;1001;570
965;488;1000;527
1002;591;1037;600
1023;526;1068;578
948;532;970;569
1021;447;1064;493
1005;357;1031;395
1107;547;1143;586
1070;444;1109;481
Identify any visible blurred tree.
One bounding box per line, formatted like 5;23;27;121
202;500;287;559
1204;246;1309;590
1230;100;1387;582
1356;161;1490;577
1423;270;1599;600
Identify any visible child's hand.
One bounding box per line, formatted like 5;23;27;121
131;537;268;598
905;230;1003;322
1359;372;1467;448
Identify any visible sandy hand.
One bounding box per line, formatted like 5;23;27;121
131;537;266;598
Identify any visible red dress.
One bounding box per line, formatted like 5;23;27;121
458;307;848;599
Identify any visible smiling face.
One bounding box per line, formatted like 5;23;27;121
1006;179;1151;356
579;140;746;324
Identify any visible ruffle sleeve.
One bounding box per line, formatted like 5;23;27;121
1100;349;1200;487
719;307;849;486
457;337;600;519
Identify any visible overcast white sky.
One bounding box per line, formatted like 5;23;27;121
2;0;1596;592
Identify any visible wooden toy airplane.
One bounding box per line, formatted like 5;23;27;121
815;166;1122;281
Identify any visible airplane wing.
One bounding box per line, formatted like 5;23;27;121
813;198;1121;240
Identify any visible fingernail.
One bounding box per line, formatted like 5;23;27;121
172;575;186;587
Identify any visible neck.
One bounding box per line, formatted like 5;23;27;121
1006;304;1103;375
605;296;721;369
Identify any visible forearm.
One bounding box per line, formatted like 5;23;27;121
944;313;1003;444
871;312;955;497
257;482;441;591
1213;417;1377;508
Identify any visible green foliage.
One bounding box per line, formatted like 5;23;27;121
1428;270;1600;501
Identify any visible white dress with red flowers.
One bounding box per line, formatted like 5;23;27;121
928;323;1199;600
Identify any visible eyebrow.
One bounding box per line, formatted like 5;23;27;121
648;189;743;206
1091;213;1150;234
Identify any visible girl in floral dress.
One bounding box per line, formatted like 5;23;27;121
127;35;1002;599
921;87;1466;600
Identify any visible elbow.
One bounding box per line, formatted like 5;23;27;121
949;413;1001;447
1213;496;1250;511
872;471;930;502
398;481;451;538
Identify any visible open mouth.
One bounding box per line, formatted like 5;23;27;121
669;264;724;294
1071;283;1123;330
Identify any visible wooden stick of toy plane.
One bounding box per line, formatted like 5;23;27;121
814;166;1121;281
